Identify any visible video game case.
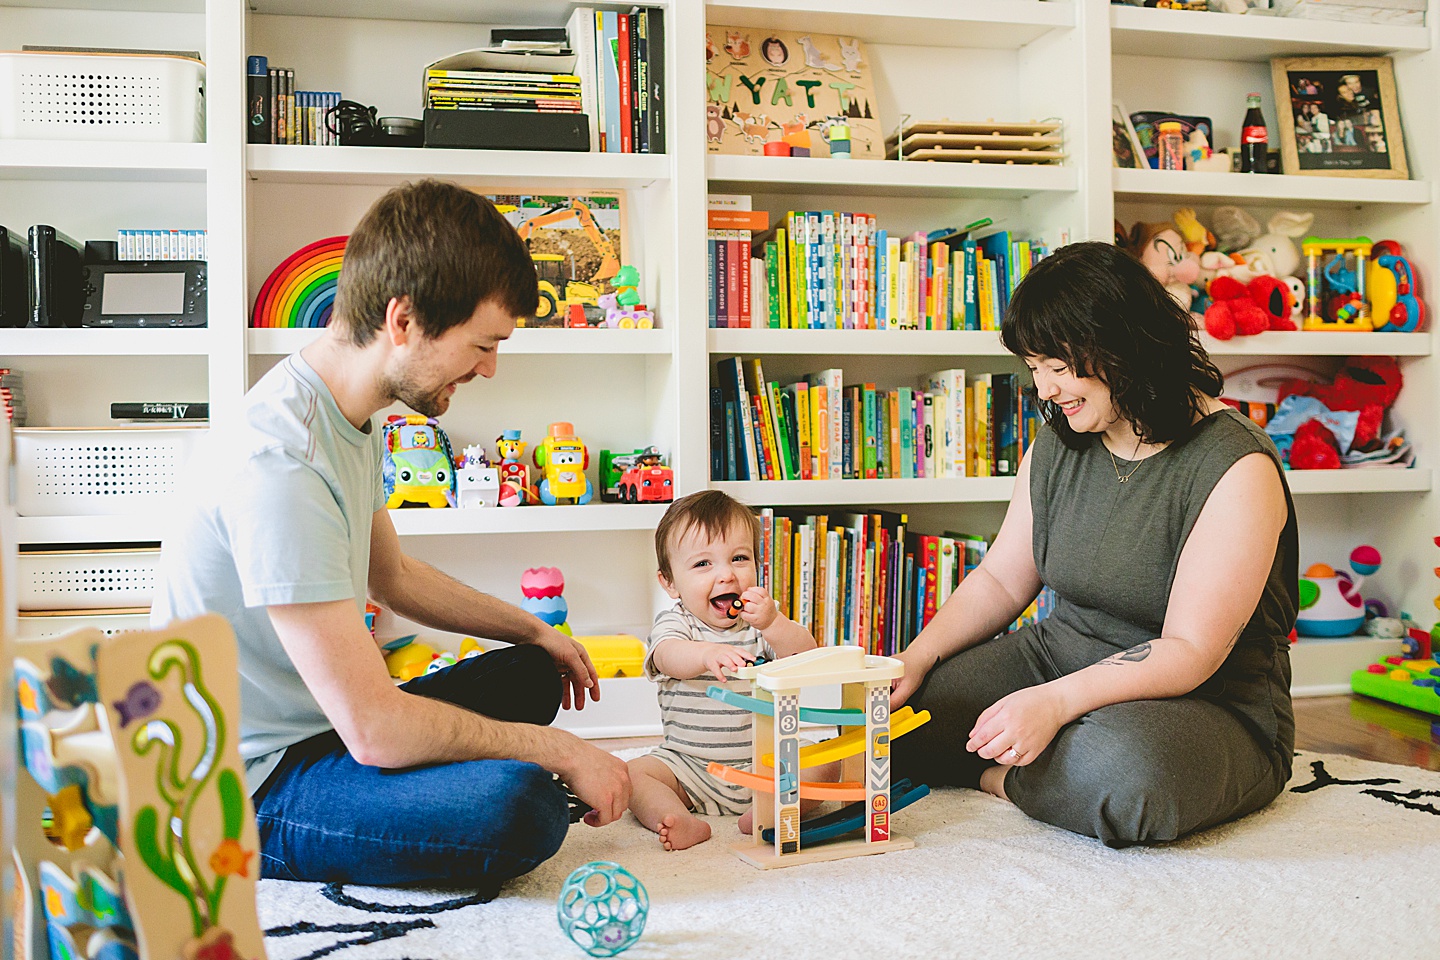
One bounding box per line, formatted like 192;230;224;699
110;401;209;421
247;55;270;144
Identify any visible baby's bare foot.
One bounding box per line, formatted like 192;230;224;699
658;813;712;851
738;808;754;835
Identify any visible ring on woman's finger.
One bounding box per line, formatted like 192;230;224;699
1004;746;1021;762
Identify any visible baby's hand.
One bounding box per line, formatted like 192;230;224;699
700;643;754;681
738;586;779;631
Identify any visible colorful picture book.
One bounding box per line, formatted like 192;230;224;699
487;192;625;298
705;26;883;158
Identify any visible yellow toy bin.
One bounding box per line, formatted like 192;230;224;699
576;635;646;678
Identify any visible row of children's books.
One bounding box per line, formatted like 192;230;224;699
568;6;666;153
245;57;340;146
115;229;207;262
711;357;1040;482
706;195;1051;330
758;508;1056;656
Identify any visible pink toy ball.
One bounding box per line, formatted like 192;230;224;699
522;567;566;600
1350;545;1382;576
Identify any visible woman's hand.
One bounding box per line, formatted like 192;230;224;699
890;646;935;712
967;684;1065;766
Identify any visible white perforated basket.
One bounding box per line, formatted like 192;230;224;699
0;50;205;142
18;549;159;611
13;426;204;517
16;607;151;640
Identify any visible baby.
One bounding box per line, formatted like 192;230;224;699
629;490;827;850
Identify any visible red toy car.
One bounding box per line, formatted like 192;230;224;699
618;464;673;503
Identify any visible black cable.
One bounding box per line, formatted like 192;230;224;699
326;99;381;146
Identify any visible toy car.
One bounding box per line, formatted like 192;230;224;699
617;463;673;503
534;421;593;505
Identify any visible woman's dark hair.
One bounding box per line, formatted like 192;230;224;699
1000;240;1223;450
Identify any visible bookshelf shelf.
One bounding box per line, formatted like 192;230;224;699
1110;6;1430;60
1;0;201;13
709;329;1010;356
1112;168;1432;208
389;503;669;536
1283;468;1431;495
16;515;164;546
248;327;673;356
707;0;1075;50
707;155;1078;200
0;329;213;357
247;0;672;23
246;145;671;190
1200;332;1431;356
0;140;209;182
711;478;1018;506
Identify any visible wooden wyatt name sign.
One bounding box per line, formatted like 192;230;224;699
705;26;884;159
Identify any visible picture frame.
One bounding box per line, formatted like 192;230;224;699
1111;101;1147;170
1271;56;1407;179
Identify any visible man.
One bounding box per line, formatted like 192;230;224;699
153;179;630;891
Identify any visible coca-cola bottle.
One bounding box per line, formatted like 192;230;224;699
1240;93;1269;173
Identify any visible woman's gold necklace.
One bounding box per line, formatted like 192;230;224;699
1108;435;1145;483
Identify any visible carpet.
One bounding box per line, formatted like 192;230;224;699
256;751;1440;960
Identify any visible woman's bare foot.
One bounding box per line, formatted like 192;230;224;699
979;764;1011;802
658;813;712;851
738;808;753;835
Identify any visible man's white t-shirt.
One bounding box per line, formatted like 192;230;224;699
152;353;386;794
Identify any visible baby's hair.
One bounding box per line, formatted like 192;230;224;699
655;490;761;583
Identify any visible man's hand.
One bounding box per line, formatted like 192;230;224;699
527;626;600;710
554;739;632;827
700;642;755;680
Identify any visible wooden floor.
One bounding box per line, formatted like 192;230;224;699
602;695;1440;772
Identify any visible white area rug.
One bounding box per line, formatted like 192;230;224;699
257;751;1440;960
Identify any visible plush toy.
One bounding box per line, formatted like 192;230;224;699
1209;206;1314;279
1277;355;1403;452
1203;274;1296;339
1115;220;1200;312
1172;208;1215;257
1289;418;1342;470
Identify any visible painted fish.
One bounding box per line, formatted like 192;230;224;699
208;838;254;878
112;681;162;728
45;657;97;707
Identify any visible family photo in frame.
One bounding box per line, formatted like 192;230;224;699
1271;56;1408;179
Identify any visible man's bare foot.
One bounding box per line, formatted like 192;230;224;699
738;808;753;835
658;813;711;851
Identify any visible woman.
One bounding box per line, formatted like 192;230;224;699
891;241;1296;847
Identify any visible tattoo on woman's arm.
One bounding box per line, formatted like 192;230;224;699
1099;641;1152;666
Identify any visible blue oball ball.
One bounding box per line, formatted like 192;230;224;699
557;861;649;957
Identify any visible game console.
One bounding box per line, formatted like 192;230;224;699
80;260;207;328
0;226;26;328
28;225;83;328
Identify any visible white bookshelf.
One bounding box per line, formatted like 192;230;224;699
2;0;1435;728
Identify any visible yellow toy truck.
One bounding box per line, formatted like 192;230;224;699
534;421;594;505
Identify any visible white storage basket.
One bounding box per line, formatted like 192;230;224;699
18;548;159;611
14;426;204;517
16;607;151;640
0;50;205;142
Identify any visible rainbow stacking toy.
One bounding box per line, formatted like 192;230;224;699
251;235;347;328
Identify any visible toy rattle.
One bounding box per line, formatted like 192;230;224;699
557;861;648;957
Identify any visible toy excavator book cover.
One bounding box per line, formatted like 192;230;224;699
483;192;625;326
704;26;883;159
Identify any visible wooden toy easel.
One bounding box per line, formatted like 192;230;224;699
13;614;267;960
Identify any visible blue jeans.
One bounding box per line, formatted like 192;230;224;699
253;644;571;889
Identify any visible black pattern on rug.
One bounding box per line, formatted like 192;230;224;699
1289;759;1402;794
1361;787;1440;815
321;882;498;914
263;919;435;960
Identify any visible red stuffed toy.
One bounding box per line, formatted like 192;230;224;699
1278;355;1402;454
1203;275;1295;340
1288;418;1342;470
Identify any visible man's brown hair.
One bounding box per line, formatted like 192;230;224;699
332;179;538;345
655;490;761;584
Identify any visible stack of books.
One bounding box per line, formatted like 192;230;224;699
246;56;341;145
424;68;583;115
0;369;27;425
